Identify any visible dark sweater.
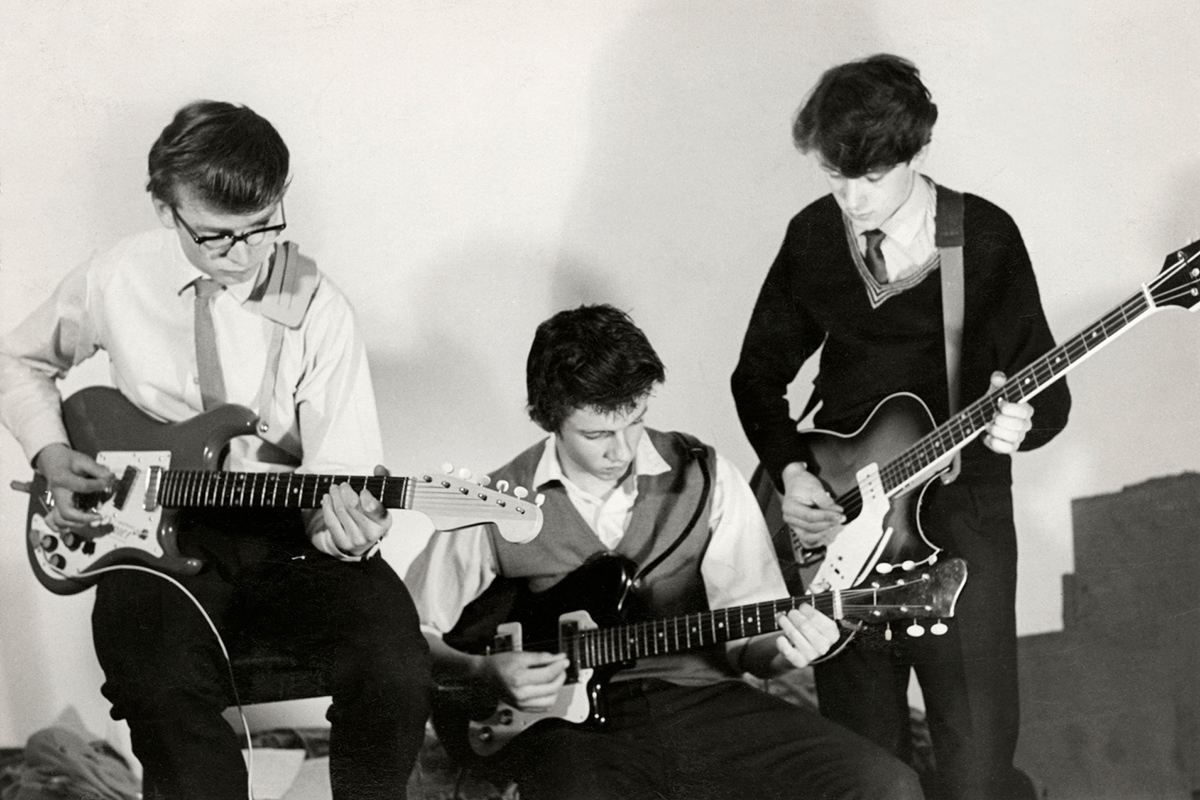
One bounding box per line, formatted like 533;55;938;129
731;189;1071;486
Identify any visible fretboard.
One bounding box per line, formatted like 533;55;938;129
869;286;1154;499
154;471;414;510
572;593;842;669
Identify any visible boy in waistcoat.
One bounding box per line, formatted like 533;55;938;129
409;304;921;800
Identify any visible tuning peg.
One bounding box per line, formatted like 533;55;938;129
875;562;893;574
496;480;510;493
535;494;545;507
457;467;473;481
906;623;925;637
931;621;948;636
901;560;916;571
513;486;529;499
884;623;893;642
441;463;454;474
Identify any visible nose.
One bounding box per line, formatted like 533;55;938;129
221;238;254;266
842;179;867;212
609;430;633;462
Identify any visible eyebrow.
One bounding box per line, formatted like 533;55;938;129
192;208;278;236
578;409;648;435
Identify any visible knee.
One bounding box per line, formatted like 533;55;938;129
105;680;229;727
337;642;432;723
860;757;924;800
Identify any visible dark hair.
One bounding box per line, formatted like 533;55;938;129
793;54;937;178
526;304;666;433
146;100;289;213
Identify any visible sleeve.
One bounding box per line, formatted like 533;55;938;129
404;525;500;638
0;259;103;463
700;453;789;615
730;222;828;487
975;212;1072;451
289;286;390;559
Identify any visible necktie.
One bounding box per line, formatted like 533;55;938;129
863;228;888;283
193;278;227;410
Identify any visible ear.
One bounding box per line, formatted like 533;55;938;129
152;197;177;230
910;142;931;170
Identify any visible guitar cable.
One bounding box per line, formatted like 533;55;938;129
83;564;261;800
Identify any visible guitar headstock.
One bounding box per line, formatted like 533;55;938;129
1152;240;1200;312
411;471;543;544
839;557;968;624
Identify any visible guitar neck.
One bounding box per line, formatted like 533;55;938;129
876;286;1156;496
576;593;839;670
156;471;414;510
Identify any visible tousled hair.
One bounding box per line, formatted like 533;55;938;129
793;54;937;178
147;100;289;213
526;304;666;433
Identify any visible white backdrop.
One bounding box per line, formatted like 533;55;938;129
2;0;1199;748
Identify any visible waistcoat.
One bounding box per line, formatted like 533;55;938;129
487;429;738;685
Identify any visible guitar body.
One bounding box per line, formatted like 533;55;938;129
21;386;544;595
801;392;944;591
432;552;969;766
26;387;258;594
432;554;640;766
779;240;1200;590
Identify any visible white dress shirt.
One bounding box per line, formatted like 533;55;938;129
411;432;790;645
851;174;938;283
0;228;385;558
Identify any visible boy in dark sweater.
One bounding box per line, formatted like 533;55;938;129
731;55;1071;799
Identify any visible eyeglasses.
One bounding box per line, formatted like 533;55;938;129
171;201;287;254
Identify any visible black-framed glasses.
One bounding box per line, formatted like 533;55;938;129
172;201;287;254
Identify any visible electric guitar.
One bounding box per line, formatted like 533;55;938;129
431;553;967;764
794;240;1200;592
15;386;543;595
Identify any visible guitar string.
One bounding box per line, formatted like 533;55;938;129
157;473;530;512
829;278;1198;519
517;579;940;667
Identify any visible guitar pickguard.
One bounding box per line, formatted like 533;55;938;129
29;451;171;584
808;462;894;592
466;611;597;757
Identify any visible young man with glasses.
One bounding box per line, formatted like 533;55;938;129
0;100;430;799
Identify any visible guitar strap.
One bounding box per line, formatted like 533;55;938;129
634;433;712;584
252;241;320;455
936;185;965;484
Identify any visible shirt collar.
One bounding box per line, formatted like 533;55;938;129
172;236;274;305
874;174;935;251
532;429;672;494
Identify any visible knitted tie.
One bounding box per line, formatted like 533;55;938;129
863;228;888;283
193;278;227;410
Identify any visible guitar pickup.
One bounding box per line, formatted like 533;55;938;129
110;465;138;511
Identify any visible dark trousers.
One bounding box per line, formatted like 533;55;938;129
91;510;431;800
487;678;923;800
814;483;1036;800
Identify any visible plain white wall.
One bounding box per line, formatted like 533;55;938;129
3;0;1199;748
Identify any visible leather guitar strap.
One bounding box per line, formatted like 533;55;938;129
634;433;712;585
936;185;965;484
252;241;319;458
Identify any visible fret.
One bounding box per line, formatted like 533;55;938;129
862;282;1169;505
